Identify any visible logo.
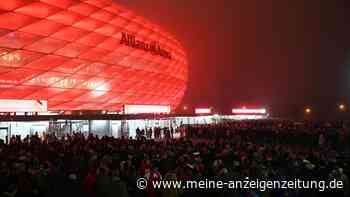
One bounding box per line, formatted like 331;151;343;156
120;32;172;59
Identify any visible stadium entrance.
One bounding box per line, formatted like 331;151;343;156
0;113;268;141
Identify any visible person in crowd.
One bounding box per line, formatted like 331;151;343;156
146;128;153;139
0;120;349;197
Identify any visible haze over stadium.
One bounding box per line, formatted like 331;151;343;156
117;0;350;119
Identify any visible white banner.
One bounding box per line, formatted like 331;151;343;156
0;99;47;112
124;104;171;114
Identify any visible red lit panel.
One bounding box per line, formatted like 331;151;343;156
0;85;42;99
109;17;129;28
23;71;69;87
68;2;99;16
54;42;90;58
0;0;28;11
79;47;111;61
74;76;110;89
49;89;89;102
75;62;108;76
24;37;69;54
0;0;188;111
47;100;71;110
72;17;104;31
50;74;91;89
14;2;61;18
104;94;124;104
0;12;36;30
24;87;66;100
85;0;111;8
0;68;41;85
0;66;13;75
97;37;122;51
0;50;44;68
76;32;108;46
51;26;88;42
97;65;124;78
48;10;85;26
100;51;127;65
52;59;88;74
73;90;115;103
51;101;83;110
0;31;42;49
103;4;123;15
23;55;68;70
0;29;11;37
90;9;115;22
95;24;118;36
19;19;64;37
40;0;78;9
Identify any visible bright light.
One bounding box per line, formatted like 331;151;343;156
305;108;311;114
124;104;171;114
232;108;267;114
91;84;109;96
107;111;120;114
37;112;59;115
195;108;212;114
231;115;266;120
339;104;346;111
183;105;188;110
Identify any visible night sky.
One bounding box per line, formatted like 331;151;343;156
116;0;350;118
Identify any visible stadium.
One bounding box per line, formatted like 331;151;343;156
0;0;188;112
0;1;349;197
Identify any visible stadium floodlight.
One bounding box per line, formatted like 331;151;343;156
232;108;267;114
124;104;171;114
195;108;212;114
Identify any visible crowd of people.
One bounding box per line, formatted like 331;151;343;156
136;127;176;140
0;120;349;197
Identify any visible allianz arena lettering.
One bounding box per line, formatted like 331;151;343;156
120;32;172;59
0;0;188;111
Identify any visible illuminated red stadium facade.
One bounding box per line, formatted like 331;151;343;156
0;0;188;111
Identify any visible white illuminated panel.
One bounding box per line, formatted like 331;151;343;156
124;104;171;114
0;99;47;112
38;112;59;115
232;108;267;114
195;108;212;114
